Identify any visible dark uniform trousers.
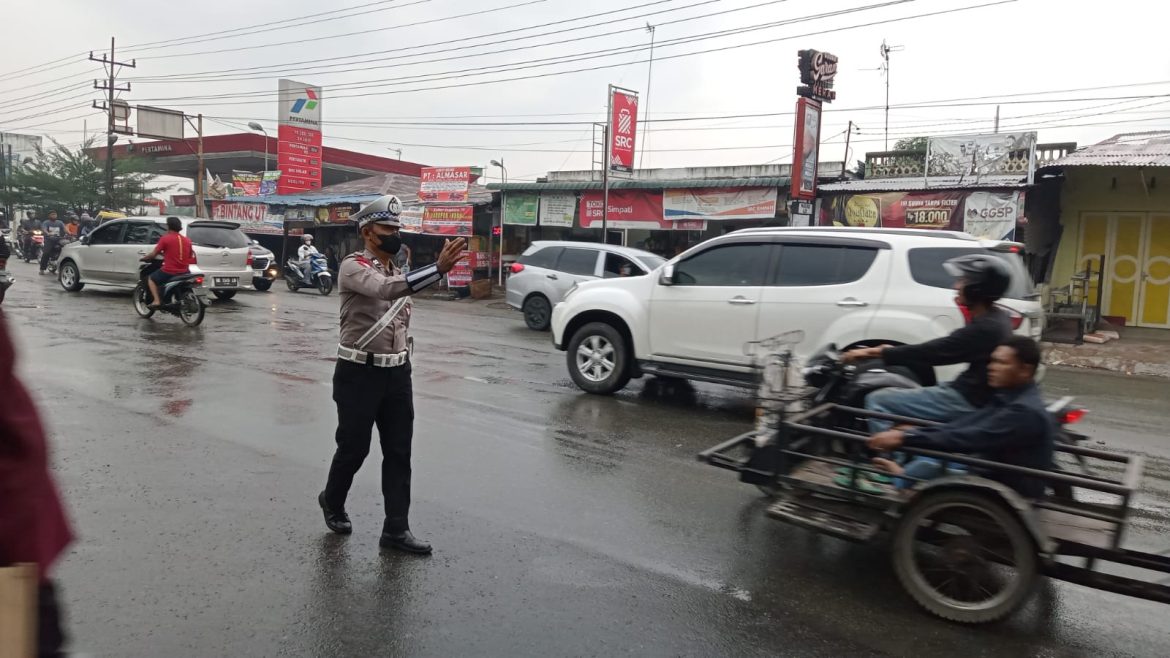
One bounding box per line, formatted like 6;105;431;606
323;358;415;533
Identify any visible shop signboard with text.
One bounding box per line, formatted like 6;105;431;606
421;205;473;236
578;190;704;230
663;187;777;221
819;190;1020;239
277;79;323;194
503;193;539;225
538;193;576;227
608;87;639;174
211;201;284;235
418;167;471;203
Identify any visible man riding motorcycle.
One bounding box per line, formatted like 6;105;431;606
296;234;321;286
38;211;67;275
842;254;1014;433
18;212;38;259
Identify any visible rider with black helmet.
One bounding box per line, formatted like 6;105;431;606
843;253;1015;432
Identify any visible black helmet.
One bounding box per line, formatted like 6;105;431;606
944;254;1011;303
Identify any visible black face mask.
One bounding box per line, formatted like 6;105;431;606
377;233;402;255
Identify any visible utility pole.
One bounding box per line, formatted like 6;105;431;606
878;39;902;150
994;105;1001;133
842;120;855;177
639;23;656;170
90;37;135;209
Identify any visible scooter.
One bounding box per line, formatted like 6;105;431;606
23;229;43;263
42;235;76;275
284;252;333;295
133;261;208;327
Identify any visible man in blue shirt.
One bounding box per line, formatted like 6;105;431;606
38;211;67;275
867;336;1056;498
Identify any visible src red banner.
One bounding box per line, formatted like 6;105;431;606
608;89;638;174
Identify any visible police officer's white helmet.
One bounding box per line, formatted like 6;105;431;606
352;194;403;229
302;234;313;243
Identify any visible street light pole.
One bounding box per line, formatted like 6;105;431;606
491;159;507;286
247;122;269;172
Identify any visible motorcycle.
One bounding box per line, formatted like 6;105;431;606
42;235;77;275
284;252;333;295
133;261;208;327
23;229;43;263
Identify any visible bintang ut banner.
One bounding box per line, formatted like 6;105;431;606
819;190;1020;239
211;201;284;235
663;187;777;221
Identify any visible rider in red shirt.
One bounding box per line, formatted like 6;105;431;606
140;216;197;308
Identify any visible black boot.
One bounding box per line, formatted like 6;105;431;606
318;491;352;535
380;527;432;555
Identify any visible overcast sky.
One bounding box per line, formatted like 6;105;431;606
2;0;1168;184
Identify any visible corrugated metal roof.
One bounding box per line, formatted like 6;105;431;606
488;176;788;192
1046;131;1170;168
818;174;1028;193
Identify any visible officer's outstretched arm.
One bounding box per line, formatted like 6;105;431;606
341;257;442;300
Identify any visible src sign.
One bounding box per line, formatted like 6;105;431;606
797;49;838;103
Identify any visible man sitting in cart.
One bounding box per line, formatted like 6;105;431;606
843;254;1014;433
866;336;1056;498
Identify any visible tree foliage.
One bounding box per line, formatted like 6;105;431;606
0;137;167;215
893;136;928;152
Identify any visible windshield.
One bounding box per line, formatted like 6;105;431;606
187;224;249;249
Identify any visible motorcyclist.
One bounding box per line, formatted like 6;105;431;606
79;212;96;237
38;211;66;275
842;254;1014;433
18;212;38;257
0;236;12;304
297;234;321;285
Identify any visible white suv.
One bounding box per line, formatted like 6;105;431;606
550;227;1043;395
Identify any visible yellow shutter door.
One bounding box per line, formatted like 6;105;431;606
1139;214;1170;328
1108;214;1145;323
1079;213;1108;312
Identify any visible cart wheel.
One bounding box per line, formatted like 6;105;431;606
892;490;1038;624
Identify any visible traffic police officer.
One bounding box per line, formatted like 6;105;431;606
318;194;466;554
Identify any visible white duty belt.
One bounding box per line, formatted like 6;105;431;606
337;296;413;367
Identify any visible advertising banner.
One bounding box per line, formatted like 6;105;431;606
927;132;1037;181
400;205;424;233
259;171;280;196
578;190;705;230
663;187;778;221
608;87;638;174
418;167;471;203
329;205;352;224
421;205;473;236
277;79;322;194
962;191;1020;240
820;190;1021;238
211;201;285;235
538;193;576;227
503;193;538;225
231;171;262;197
791;98;822;200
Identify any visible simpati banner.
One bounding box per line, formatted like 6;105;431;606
503;193;538;225
663;187;778;221
421;205;473;236
418;167;471;203
538;193;575;227
962;191;1019;240
578;190;705;230
608;88;638;174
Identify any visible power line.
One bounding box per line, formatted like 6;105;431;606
0;52;91;83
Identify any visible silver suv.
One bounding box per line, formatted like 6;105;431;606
506;241;665;330
57;217;255;301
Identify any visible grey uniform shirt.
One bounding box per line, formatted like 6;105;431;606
338;249;442;355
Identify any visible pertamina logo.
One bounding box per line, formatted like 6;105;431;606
288;88;320;127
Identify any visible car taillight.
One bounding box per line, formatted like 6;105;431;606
194;276;204;285
1001;305;1024;330
246;249;253;266
1060;408;1087;424
510;263;525;274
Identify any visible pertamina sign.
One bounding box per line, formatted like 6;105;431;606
797;49;838;103
277;78;323;194
608;87;639;174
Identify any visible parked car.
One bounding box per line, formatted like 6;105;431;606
506;241;665;330
550;227;1043;395
57;217;255;300
249;240;277;291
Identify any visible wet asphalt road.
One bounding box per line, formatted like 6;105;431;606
4;262;1170;657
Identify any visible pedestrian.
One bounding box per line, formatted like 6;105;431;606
0;286;74;656
318;194;466;555
395;239;412;271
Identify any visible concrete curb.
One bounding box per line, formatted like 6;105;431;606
1042;342;1170;379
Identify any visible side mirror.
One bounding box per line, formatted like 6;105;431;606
659;264;675;286
80;235;90;245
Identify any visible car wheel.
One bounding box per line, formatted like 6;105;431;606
58;260;84;292
566;322;631;395
522;295;552;331
253;278;272;292
212;290;237;301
